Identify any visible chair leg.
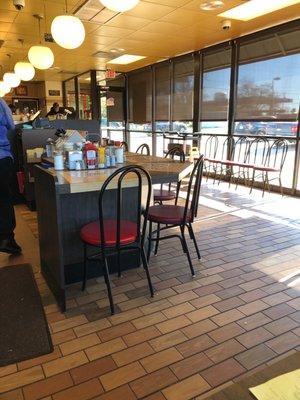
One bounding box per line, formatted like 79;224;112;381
279;175;283;196
141;247;154;297
262;172;267;197
154;223;160;255
147;221;153;261
103;256;114;315
117;249;121;278
180;225;195;277
81;243;87;291
249;169;255;194
188;223;201;259
266;172;271;193
175;181;181;205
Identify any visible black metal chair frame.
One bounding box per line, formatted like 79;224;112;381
226;136;250;188
155;146;186;205
147;155;204;277
81;165;154;315
211;136;235;184
136;143;151;155
250;138;288;196
239;137;270;189
203;135;218;181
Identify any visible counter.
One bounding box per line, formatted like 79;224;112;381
34;153;193;311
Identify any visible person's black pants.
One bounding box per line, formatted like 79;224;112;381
0;157;16;240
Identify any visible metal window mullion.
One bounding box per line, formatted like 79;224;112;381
193;52;201;134
152;66;156;156
292;104;300;193
74;76;79;119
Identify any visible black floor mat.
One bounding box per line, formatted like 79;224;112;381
0;264;53;367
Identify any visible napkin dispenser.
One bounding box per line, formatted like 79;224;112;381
67;151;83;170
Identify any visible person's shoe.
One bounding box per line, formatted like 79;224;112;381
0;238;22;255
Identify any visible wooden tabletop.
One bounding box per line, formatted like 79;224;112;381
37;152;193;194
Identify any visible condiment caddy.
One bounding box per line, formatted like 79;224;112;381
53;140;125;171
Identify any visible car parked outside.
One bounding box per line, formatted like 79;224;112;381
235;121;298;136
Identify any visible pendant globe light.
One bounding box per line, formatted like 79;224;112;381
99;0;140;12
14;40;35;81
3;55;20;88
14;61;35;81
3;72;20;88
28;14;54;70
0;80;11;96
51;0;85;49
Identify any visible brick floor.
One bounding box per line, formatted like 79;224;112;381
0;182;300;399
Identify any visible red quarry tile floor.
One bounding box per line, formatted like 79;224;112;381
0;181;299;399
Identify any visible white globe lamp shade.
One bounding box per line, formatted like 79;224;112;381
99;0;140;12
0;90;6;97
14;62;35;81
51;15;85;49
3;72;20;88
28;46;54;70
0;80;11;95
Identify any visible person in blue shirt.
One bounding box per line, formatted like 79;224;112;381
0;98;22;254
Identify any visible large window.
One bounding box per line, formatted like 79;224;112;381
66;21;300;194
234;27;300;190
201;47;231;134
236;31;300;121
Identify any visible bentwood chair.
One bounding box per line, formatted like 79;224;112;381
80;165;154;315
250;138;288;196
239;137;269;189
147;155;204;276
153;147;185;205
136;143;151;155
203;135;218;180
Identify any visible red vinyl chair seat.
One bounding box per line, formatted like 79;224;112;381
204;157;221;163
148;205;191;225
221;160;254;168
253;165;279;172
80;219;138;246
153;188;176;202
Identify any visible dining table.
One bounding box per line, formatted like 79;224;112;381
34;152;193;311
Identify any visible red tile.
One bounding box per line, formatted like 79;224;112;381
201;359;245;387
205;339;245;363
266;332;300;354
235;344;277;369
208;323;245;344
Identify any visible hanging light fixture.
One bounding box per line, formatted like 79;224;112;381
28;14;54;70
14;61;35;81
51;0;85;49
14;40;36;81
3;72;20;88
3;55;20;88
0;80;11;96
99;0;140;12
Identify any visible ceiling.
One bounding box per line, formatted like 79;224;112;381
0;0;299;81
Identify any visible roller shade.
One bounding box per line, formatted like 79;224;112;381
128;70;152;123
155;64;170;121
172;56;194;121
107;91;124;122
201;48;231;121
236;28;300;120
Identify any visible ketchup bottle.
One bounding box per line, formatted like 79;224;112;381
84;142;98;169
